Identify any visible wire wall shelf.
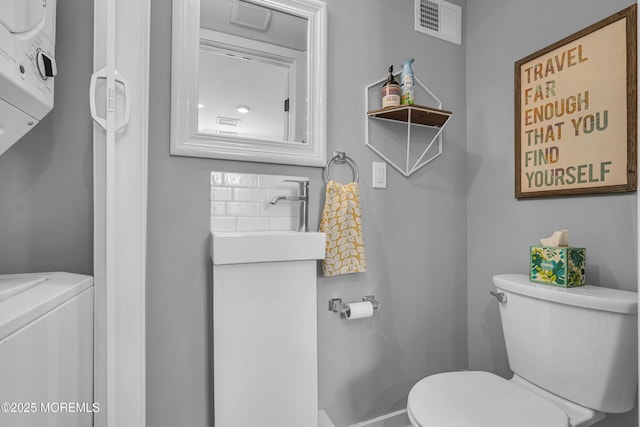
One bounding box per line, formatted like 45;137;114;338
365;75;452;177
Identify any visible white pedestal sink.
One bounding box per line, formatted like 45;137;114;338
210;231;326;265
210;231;326;427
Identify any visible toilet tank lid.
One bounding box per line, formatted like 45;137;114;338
493;274;637;314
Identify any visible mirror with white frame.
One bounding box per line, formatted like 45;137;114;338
171;0;327;166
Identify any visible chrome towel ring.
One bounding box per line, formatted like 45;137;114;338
324;151;359;182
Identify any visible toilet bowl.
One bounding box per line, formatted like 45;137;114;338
407;274;638;427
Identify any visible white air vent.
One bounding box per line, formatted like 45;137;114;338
415;0;462;45
217;116;240;126
230;0;273;31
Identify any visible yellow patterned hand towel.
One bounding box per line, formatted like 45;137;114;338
319;180;367;276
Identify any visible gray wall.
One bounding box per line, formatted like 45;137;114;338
0;0;94;275
147;0;468;426
465;1;638;426
1;1;635;426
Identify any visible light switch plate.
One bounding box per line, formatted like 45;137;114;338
373;162;387;189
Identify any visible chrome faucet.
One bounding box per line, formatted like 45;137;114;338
270;179;309;232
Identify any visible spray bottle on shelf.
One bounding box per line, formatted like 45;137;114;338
400;58;415;105
381;65;401;108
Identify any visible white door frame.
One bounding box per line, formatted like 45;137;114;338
92;0;150;426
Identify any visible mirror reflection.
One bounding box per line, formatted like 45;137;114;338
199;0;308;143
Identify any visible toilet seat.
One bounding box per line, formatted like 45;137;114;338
407;371;569;427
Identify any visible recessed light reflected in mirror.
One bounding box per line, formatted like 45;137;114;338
236;105;250;114
198;103;205;108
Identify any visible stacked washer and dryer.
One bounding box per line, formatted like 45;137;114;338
0;0;58;155
0;2;95;426
0;273;94;427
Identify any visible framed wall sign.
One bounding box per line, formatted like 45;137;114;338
515;5;637;199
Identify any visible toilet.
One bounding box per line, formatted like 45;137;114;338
407;274;638;427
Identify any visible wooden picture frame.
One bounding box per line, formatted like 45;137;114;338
515;5;637;199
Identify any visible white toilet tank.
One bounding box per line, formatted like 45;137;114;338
493;274;638;414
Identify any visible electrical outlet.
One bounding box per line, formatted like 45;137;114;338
373;162;387;189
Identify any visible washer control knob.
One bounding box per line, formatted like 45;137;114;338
36;50;57;79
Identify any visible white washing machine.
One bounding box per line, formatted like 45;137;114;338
0;272;93;427
0;0;57;156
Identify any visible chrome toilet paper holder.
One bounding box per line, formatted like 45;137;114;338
328;295;380;314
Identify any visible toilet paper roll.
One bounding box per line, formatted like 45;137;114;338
344;301;374;320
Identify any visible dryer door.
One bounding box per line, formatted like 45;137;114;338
0;0;45;34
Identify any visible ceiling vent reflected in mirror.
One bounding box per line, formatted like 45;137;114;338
217;116;241;126
231;0;273;31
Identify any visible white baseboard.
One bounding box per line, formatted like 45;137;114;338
319;410;334;427
348;409;411;427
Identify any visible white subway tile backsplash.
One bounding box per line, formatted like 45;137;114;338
211;172;224;186
211;187;233;201
266;188;296;200
210;171;308;233
226;202;261;217
237;217;270;232
269;216;298;231
233;188;267;202
261;200;298;217
224;172;258;187
211;202;226;216
257;174;307;189
211;216;236;232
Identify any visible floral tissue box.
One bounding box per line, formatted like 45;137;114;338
530;246;586;287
